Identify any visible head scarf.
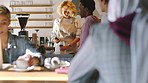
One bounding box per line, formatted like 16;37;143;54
131;0;148;83
107;0;139;45
108;0;139;22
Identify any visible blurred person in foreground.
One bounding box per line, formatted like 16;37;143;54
68;0;139;83
0;5;42;66
51;1;80;54
131;0;148;83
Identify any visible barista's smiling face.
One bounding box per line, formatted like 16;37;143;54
61;6;70;18
0;14;10;37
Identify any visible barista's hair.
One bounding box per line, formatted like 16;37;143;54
80;0;95;13
0;5;10;20
57;1;77;17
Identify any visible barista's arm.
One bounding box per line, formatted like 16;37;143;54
68;38;80;47
60;38;80;51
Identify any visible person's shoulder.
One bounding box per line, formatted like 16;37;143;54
85;15;93;20
88;23;111;38
86;15;101;23
9;32;19;38
54;18;58;20
11;33;28;41
54;17;62;22
91;23;110;32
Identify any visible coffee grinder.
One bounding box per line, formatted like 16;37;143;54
17;14;30;37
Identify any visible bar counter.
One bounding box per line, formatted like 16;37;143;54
0;71;68;81
0;51;74;83
0;66;68;83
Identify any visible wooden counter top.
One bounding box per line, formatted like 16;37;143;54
0;71;68;81
0;65;68;82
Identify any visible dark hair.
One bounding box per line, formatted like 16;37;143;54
80;0;95;13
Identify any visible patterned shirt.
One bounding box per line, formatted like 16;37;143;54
69;23;131;83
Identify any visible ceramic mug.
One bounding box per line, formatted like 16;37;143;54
15;59;28;69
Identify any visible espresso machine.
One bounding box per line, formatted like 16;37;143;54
17;14;30;37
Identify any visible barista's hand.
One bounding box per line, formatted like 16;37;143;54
60;46;69;51
53;37;61;43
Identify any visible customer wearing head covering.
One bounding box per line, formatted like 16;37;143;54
131;0;148;83
68;0;139;83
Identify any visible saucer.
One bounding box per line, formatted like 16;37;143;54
2;64;11;69
14;66;34;72
60;61;70;67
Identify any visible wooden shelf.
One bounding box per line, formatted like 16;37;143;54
10;4;52;7
10;3;53;29
11;12;52;14
13;26;52;29
11;19;53;21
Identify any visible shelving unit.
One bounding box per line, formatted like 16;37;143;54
11;18;53;21
9;3;53;29
14;26;52;29
10;4;52;7
11;12;52;14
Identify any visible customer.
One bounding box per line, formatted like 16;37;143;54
99;0;109;23
68;0;139;83
131;0;148;83
0;5;42;66
78;0;100;49
51;1;80;54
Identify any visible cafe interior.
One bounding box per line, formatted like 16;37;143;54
0;0;102;83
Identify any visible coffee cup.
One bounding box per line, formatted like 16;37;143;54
15;59;28;69
51;57;60;66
